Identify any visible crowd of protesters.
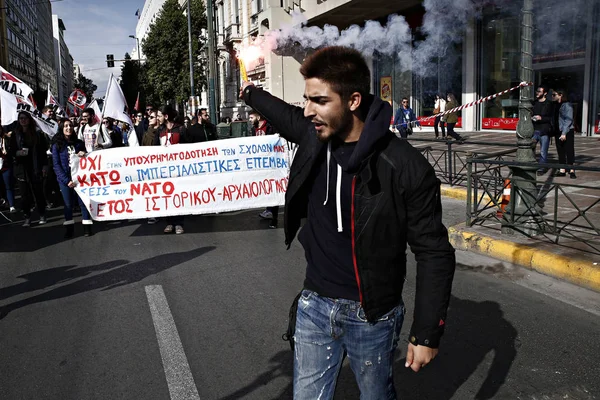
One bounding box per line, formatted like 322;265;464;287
0;103;284;237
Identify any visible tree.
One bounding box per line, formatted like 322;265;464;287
142;0;207;106
73;73;97;101
120;53;144;111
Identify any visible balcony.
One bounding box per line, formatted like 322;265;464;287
249;13;259;34
224;24;241;43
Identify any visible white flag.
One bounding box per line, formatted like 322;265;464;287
103;74;138;147
0;90;58;137
87;99;103;125
46;83;66;118
0;65;34;98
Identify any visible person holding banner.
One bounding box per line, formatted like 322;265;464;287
78;108;112;153
52;119;93;238
240;46;455;399
249;109;278;228
9;112;49;226
155;105;186;234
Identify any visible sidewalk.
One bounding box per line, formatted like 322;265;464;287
420;130;600;292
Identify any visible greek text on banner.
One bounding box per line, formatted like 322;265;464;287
71;135;290;221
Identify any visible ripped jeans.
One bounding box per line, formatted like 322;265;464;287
293;289;405;400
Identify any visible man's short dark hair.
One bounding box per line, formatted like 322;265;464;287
198;108;207;115
249;109;259;116
42;105;53;113
82;108;95;116
299;46;371;99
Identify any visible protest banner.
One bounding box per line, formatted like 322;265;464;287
0;90;58;137
71;135;290;221
46;83;66;118
0;65;34;98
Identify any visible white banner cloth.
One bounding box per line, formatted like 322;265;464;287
0;90;58;137
71;135;290;221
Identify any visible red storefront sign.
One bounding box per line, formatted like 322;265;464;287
482;118;519;130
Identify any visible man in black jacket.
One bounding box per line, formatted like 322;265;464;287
240;46;455;399
532;85;554;175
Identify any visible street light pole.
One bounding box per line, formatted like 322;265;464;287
186;0;196;116
504;0;541;235
128;35;141;64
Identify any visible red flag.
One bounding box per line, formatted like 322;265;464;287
134;92;140;112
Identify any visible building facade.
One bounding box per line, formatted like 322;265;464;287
215;0;600;134
36;0;57;96
52;15;73;105
2;0;57;94
132;0;168;60
3;0;38;90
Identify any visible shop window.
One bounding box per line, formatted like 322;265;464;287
480;11;520;128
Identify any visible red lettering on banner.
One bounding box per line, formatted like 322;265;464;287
104;199;133;215
131;181;176;196
151;196;160;211
79;154;101;171
109;170;121;185
78;174;89;186
97;202;106;217
200;147;219;157
163;181;175;195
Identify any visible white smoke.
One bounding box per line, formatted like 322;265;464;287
250;0;592;79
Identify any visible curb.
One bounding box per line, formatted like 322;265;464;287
440;185;492;204
448;224;600;292
440;186;468;201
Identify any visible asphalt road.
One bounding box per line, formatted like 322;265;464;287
0;198;599;400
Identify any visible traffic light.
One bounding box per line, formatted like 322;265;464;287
106;54;114;68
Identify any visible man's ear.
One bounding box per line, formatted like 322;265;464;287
348;92;362;112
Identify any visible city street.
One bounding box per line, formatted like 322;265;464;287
1;198;599;400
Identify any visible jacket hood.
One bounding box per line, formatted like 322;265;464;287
345;94;393;173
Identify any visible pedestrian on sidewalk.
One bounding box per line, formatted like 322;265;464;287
531;85;553;175
552;89;576;179
52;118;93;238
240;46;456;399
445;93;465;143
393;97;421;138
433;93;446;139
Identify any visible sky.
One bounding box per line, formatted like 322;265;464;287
51;0;146;98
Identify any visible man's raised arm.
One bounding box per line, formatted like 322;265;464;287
240;82;310;144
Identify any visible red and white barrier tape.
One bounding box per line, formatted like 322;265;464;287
415;81;534;124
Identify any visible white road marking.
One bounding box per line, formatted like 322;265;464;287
145;285;201;400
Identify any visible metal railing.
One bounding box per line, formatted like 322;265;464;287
466;158;600;255
404;137;517;186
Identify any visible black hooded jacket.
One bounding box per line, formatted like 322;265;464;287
242;85;455;348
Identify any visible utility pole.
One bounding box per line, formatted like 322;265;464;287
186;0;196;116
504;0;541;235
206;0;218;125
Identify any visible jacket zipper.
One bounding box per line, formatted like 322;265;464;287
351;176;364;304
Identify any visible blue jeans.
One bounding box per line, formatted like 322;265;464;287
2;168;15;207
533;131;550;166
293;290;405;400
59;182;91;221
